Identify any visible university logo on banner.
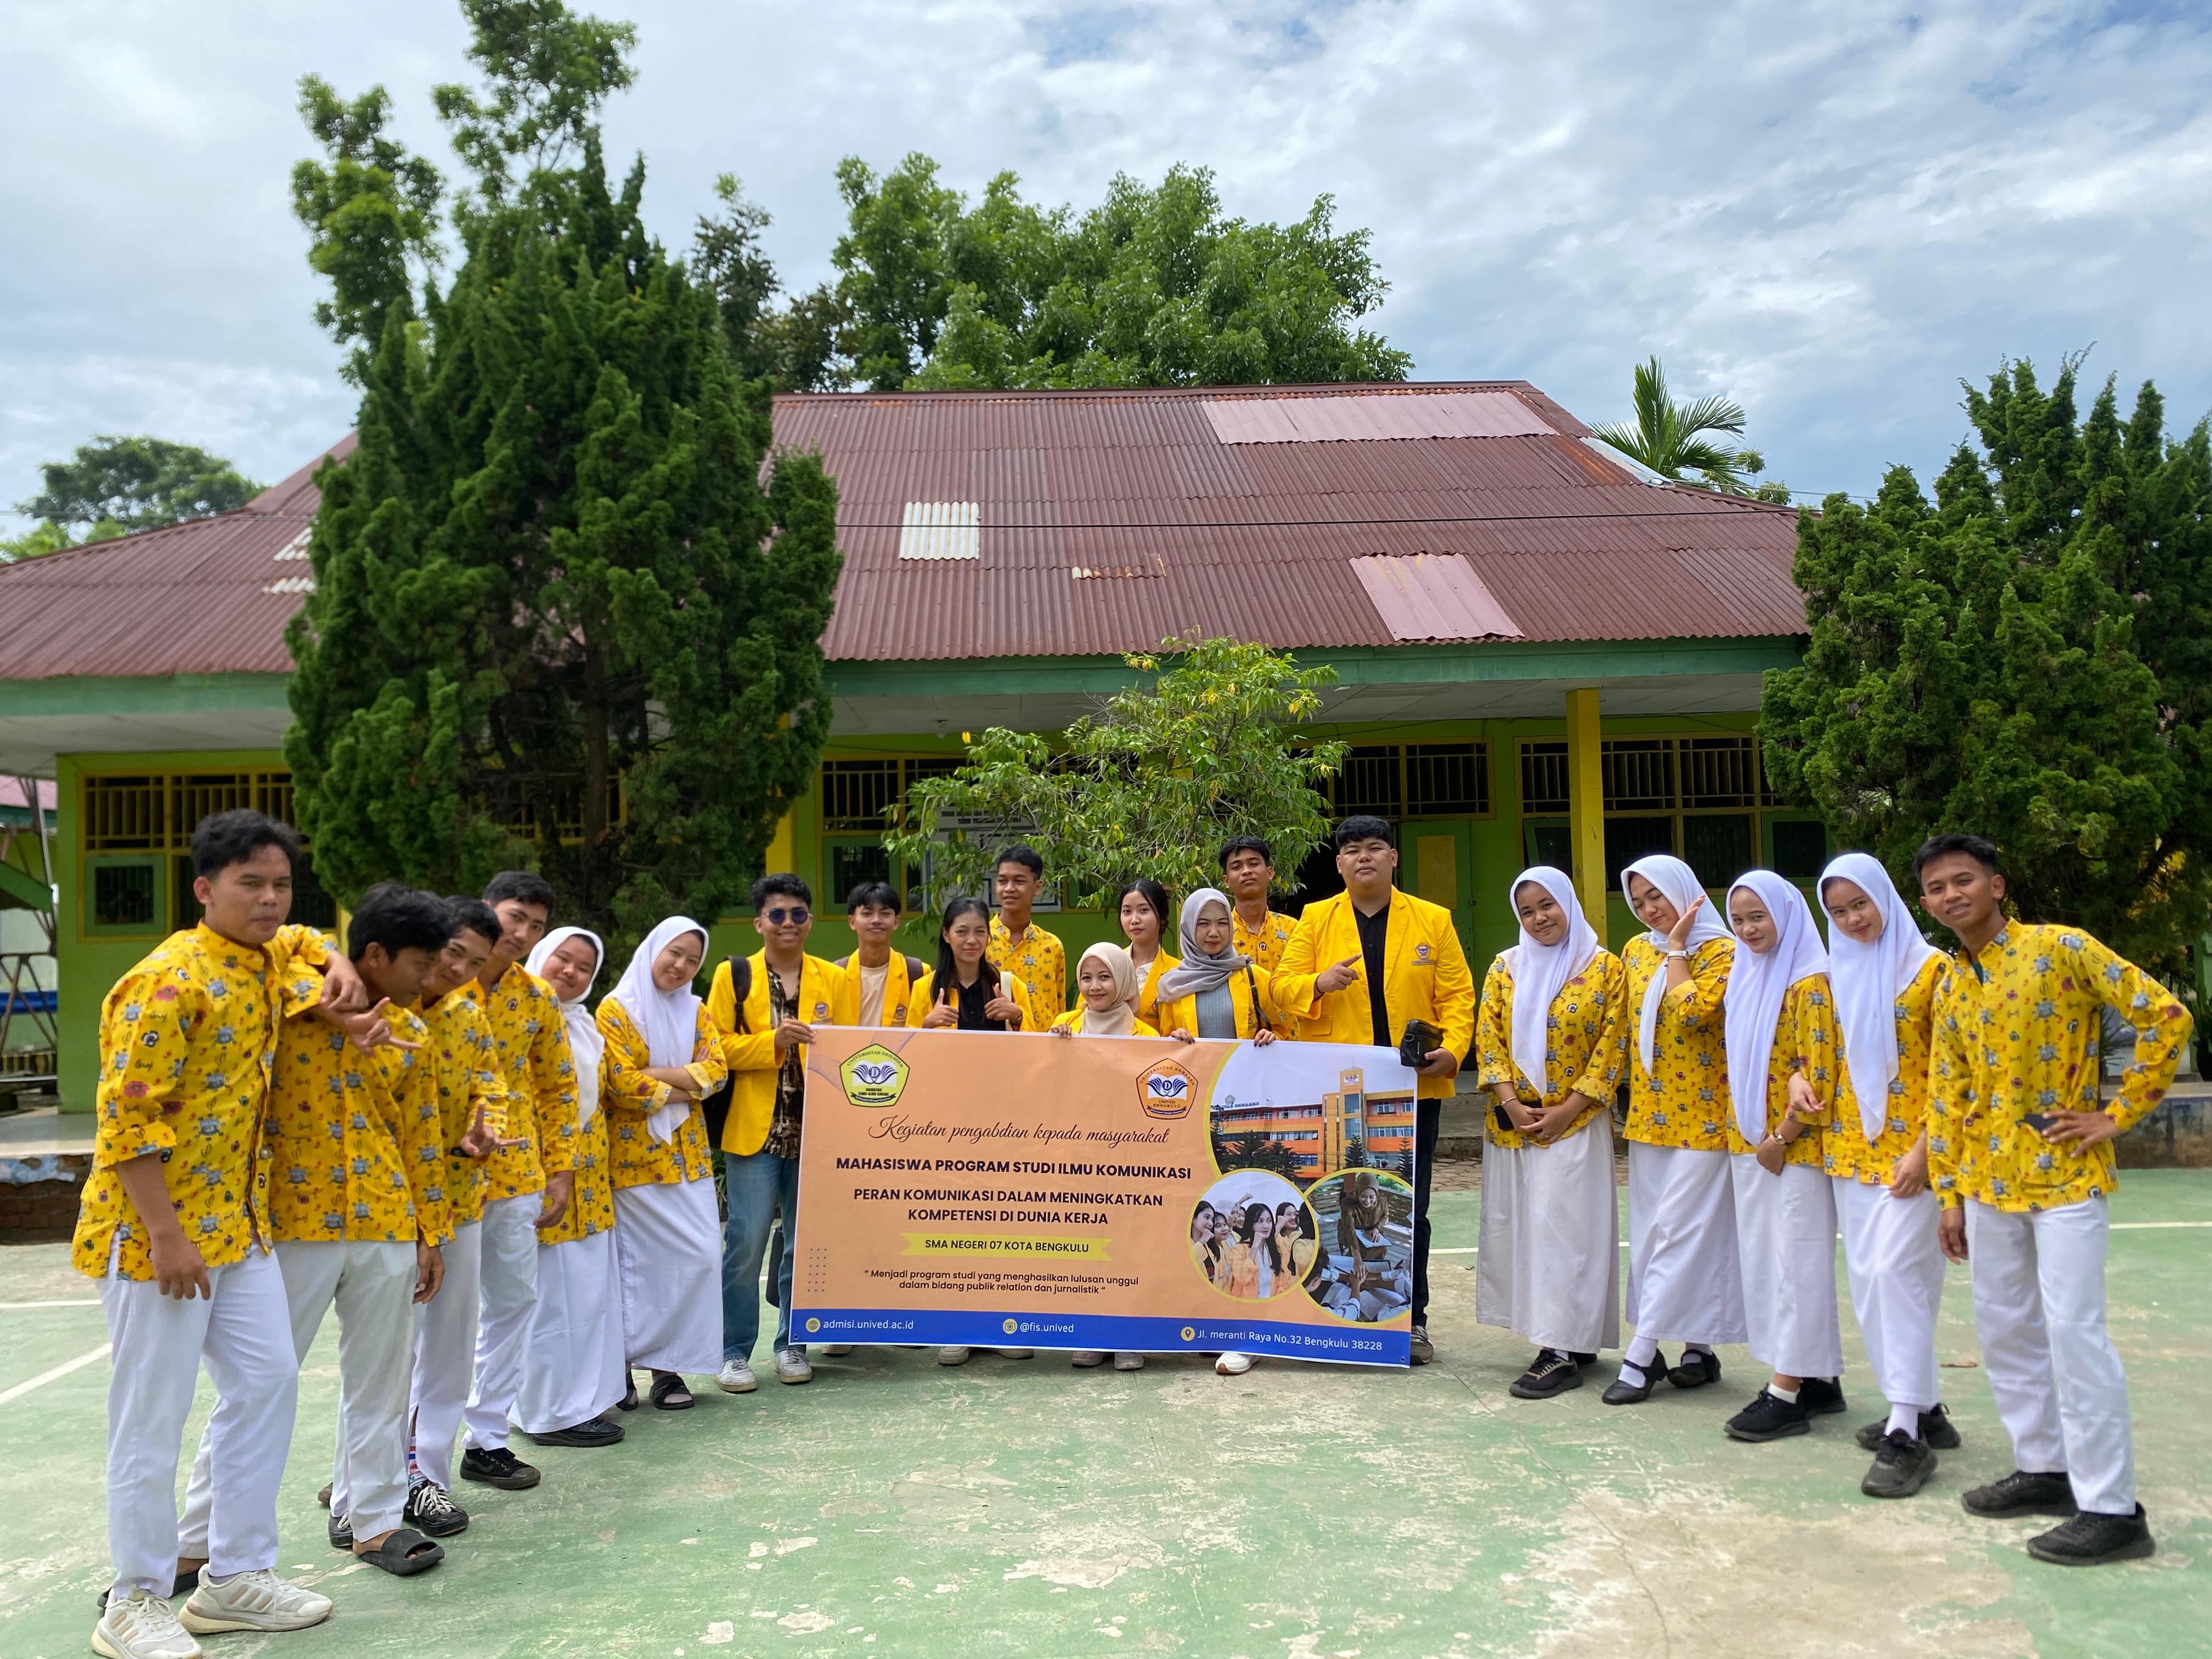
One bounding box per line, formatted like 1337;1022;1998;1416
1137;1056;1195;1118
840;1043;910;1109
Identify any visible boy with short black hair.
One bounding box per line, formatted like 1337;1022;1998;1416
1919;832;2191;1566
77;810;356;1658
833;880;923;1029
988;844;1066;1025
1218;834;1298;980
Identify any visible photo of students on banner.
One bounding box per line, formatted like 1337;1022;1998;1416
1304;1170;1415;1323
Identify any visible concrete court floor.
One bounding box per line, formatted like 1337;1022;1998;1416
2;1175;2207;1659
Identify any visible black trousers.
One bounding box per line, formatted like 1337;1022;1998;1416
1411;1096;1440;1327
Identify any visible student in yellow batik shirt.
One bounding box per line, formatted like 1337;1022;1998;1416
601;917;729;1411
1602;853;1744;1408
1218;836;1299;989
456;872;578;1496
74;810;362;1656
1474;867;1629;1402
180;883;455;1583
1818;853;1957;1502
402;897;509;1541
1718;871;1846;1446
1918;833;2190;1568
987;843;1066;1024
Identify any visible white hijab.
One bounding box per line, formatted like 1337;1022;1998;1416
1622;853;1734;1076
607;915;709;1144
1499;866;1599;1099
1820;851;1939;1140
1721;870;1830;1146
523;926;605;1132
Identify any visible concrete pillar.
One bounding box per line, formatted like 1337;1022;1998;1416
1565;687;1605;934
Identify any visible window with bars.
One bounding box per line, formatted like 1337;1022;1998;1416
80;769;336;933
820;757;963;832
1323;742;1491;820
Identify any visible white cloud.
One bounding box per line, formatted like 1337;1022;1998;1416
4;0;2209;524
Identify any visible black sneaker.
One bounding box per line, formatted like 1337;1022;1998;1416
1857;1404;1961;1453
1799;1376;1847;1416
1409;1325;1434;1365
404;1481;471;1537
459;1445;542;1491
1962;1469;2076;1519
1509;1348;1583;1400
528;1417;627;1448
1601;1351;1668;1406
1860;1430;1937;1498
1724;1389;1812;1442
2026;1505;2155;1566
1667;1348;1722;1390
328;1510;354;1551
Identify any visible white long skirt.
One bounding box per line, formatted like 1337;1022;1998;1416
614;1176;724;1373
514;1229;627;1435
1477;1113;1621;1353
1729;1154;1843;1379
1625;1141;1748;1346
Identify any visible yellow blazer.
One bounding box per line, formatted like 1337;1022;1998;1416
704;952;846;1157
1132;951;1177;1028
904;968;1037;1031
1272;889;1476;1101
1047;1008;1161;1036
1158;963;1281;1041
1279;1233;1317;1285
830;951;923;1029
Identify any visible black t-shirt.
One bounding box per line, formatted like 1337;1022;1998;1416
1353;899;1391;1047
950;967;1006;1031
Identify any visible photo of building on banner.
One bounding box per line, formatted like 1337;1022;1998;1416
790;1029;1421;1366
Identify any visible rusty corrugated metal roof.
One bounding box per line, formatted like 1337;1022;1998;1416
0;381;1807;682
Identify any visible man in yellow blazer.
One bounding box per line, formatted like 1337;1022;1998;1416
1273;815;1476;1365
702;873;845;1393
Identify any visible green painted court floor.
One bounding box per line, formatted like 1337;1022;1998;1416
3;1176;2208;1659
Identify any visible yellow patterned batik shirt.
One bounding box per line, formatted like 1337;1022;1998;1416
1232;909;1299;978
464;963;579;1199
1475;949;1629;1149
72;922;333;1280
600;999;726;1188
1723;975;1838;1169
1620;934;1734;1152
421;988;507;1227
1825;952;1946;1187
989;915;1067;1025
1928;922;2192;1212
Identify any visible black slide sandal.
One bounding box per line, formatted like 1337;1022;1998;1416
650;1373;695;1411
357;1527;444;1577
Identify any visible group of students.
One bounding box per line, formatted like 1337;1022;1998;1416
73;806;2187;1657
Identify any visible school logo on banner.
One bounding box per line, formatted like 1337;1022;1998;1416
841;1043;910;1109
1137;1056;1196;1119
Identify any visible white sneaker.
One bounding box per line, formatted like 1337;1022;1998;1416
179;1568;332;1634
995;1348;1035;1359
938;1346;972;1365
92;1589;202;1659
716;1359;758;1393
1216;1351;1255;1375
821;1344;854;1356
1070;1350;1107;1368
1113;1352;1146;1371
775;1347;814;1384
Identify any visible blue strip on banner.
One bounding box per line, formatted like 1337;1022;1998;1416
788;1306;1408;1367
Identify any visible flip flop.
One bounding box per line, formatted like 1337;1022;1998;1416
650;1373;695;1411
356;1527;444;1577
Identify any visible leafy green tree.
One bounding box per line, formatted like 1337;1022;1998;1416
831;155;1410;391
883;639;1345;912
1590;356;1788;501
689;173;850;391
1;521;93;562
431;0;636;213
1760;356;2212;994
16;437;258;534
285;0;843;947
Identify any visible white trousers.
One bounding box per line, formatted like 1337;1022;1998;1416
408;1217;482;1493
1476;1116;1621;1353
516;1229;628;1434
1626;1142;1747;1347
1965;1197;2136;1515
465;1192;541;1451
1729;1155;1843;1380
1833;1177;1944;1413
614;1177;725;1373
99;1245;295;1598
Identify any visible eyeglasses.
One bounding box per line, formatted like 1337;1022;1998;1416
763;906;810;925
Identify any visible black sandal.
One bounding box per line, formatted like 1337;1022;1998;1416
618;1372;640;1411
356;1526;444;1577
649;1372;695;1410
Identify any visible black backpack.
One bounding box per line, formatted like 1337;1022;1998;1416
699;956;750;1149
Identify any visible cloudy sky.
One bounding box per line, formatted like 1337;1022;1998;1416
4;1;2209;529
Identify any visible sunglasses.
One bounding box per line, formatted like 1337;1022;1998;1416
763;906;810;926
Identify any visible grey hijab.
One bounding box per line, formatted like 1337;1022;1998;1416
1154;889;1246;1002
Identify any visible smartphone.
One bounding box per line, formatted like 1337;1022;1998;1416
1399;1018;1443;1070
2019;1111;2060;1135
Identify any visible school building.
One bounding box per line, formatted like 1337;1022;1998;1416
0;380;1822;1114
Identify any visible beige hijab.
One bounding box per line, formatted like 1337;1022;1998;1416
1074;941;1142;1036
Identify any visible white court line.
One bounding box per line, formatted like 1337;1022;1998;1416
0;1342;110;1405
0;1298;101;1309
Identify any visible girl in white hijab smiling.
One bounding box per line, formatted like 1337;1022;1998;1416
1718;870;1847;1448
1818;852;1956;1497
1471;867;1629;1402
1604;853;1745;1406
513;926;630;1449
599;917;729;1411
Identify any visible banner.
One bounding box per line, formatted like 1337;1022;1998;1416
790;1027;1420;1366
